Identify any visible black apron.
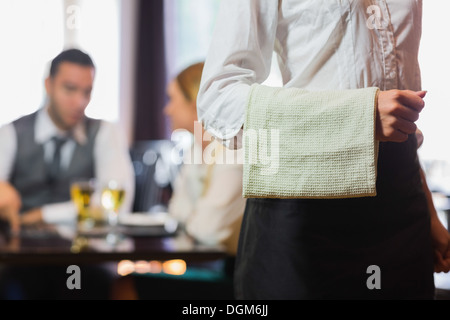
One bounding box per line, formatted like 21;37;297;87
235;135;435;300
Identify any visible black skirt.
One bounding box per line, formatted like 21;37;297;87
234;136;435;300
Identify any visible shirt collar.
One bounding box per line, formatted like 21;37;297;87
35;107;88;145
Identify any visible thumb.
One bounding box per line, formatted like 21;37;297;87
415;90;427;99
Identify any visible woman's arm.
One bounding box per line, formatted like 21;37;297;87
420;168;450;273
198;0;279;144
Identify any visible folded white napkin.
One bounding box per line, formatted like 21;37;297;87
243;84;380;199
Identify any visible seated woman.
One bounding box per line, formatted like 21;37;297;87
112;63;246;300
166;62;245;256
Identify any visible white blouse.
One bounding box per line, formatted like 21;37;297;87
168;140;246;255
198;0;423;143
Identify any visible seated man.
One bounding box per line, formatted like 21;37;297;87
0;49;135;300
0;49;135;228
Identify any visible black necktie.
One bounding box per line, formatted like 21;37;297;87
47;136;68;185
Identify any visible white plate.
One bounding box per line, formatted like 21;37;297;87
119;212;170;227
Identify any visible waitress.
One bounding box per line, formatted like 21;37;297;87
198;0;450;299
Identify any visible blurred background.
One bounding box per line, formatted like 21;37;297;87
0;1;448;170
1;0;449;231
0;0;282;145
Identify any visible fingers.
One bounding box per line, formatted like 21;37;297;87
416;128;424;149
394;117;417;136
398;90;426;112
376;109;417;143
433;234;450;273
376;90;426;143
434;249;444;273
414;90;427;99
392;104;420;123
434;249;450;273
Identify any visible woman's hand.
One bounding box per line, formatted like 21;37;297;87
431;216;450;273
376;90;426;143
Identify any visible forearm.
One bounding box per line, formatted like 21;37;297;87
0;182;21;211
419;167;441;224
420;165;450;273
0;182;21;232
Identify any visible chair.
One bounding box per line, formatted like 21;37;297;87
130;140;182;213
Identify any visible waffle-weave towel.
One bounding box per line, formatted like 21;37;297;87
243;85;380;199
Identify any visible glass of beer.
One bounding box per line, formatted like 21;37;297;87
71;179;97;231
101;180;126;245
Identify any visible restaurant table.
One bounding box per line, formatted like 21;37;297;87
0;222;229;266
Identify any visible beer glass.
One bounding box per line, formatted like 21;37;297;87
71;179;97;231
70;178;97;253
101;180;126;245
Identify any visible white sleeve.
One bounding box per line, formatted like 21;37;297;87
0;124;17;182
185;164;246;254
167;165;195;224
42;202;77;224
197;0;279;143
94;121;135;214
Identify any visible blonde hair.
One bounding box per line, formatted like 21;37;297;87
176;62;205;104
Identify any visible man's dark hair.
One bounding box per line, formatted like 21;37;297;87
49;49;95;78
